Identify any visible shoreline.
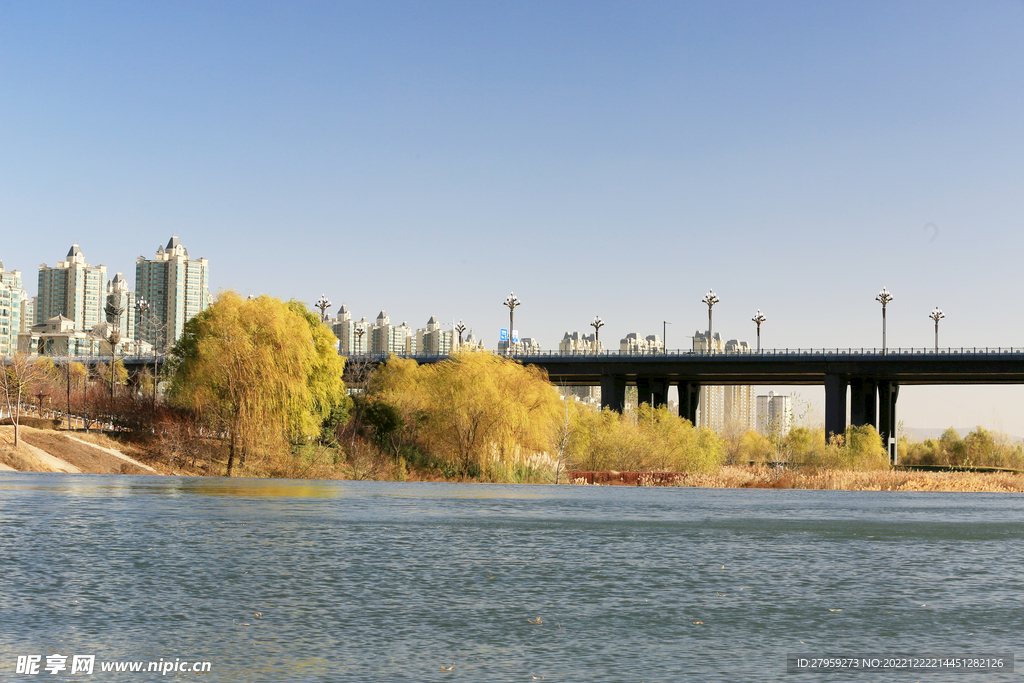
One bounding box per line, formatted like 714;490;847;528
2;464;1023;493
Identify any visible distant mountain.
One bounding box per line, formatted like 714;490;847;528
904;427;1023;443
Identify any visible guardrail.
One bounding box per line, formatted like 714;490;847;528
343;346;1024;361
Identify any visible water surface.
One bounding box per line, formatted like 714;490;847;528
1;474;1022;681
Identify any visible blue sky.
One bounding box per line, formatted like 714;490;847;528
3;1;1024;432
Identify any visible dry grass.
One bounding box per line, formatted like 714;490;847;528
0;444;44;472
665;465;1024;492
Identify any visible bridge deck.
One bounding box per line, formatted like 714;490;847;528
355;348;1024;386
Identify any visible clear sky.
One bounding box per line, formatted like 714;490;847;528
3;1;1023;433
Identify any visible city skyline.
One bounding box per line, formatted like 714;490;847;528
3;1;1023;433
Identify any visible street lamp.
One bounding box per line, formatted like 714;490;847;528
455;320;466;351
752;309;766;352
355;325;366;355
104;294;127;402
503;292;521;356
663;321;671;353
876;287;893;355
702;289;720;353
136;296;159;403
591;316;604;354
315;294;332;323
929;307;944;352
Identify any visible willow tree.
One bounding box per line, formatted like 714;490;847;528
417;352;562;476
167;291;346;476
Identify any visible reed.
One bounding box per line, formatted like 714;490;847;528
666;465;1024;492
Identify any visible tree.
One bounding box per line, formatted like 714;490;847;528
419;352;562;477
550;395;579;484
167;291;347;476
0;353;52;447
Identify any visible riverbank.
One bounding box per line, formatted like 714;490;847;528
568;466;1024;492
4;421;1024;492
0;425;159;474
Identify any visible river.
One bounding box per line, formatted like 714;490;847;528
1;474;1021;681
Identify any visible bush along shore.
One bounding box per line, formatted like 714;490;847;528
3;291;1022;492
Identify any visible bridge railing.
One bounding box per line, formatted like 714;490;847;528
343;346;1024;361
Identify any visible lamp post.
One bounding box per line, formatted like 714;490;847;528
702;289;720;354
503;292;520;356
752;309;766;352
663;321;671;353
355;325;366;355
104;295;127;403
455;320;466;350
876;287;893;355
929;307;944;352
136;296;159;403
591;316;604;354
315;294;332;323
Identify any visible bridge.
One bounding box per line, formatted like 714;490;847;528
359;346;1024;463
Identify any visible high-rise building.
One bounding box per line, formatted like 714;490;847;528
104;272;135;343
757;391;793;436
620;332;664;354
692;331;756;433
332;304;358;355
416;316;452;356
21;298;34;333
134;236;210;350
498;336;541;355
36;244;107;331
560;330;602;353
0;260;27;357
369;311;415;355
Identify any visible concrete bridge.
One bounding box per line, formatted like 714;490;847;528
362;346;1024;463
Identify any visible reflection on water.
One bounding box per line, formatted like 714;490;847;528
1;474;1022;682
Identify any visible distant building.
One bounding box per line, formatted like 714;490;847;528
498;336;541;355
18;314;151;358
105;272;135;343
134;236;210;350
620;332;664;354
21;298;34;334
0;260;27;357
36;244;106;331
692;330;756;433
461;330;486;352
416;316;452;356
692;330;722;353
369;310;415;355
559;331;602;354
559;385;601;407
331;304;359;355
757;391;793;435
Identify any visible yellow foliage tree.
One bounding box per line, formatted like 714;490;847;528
419;352;562;476
167;291;346;476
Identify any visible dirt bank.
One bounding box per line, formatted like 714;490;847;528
0;425;159;474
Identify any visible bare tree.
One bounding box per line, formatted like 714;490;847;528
0;353;51;447
551;390;578;484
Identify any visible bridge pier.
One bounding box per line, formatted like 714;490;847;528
849;378;878;429
635;378;652;408
600;375;627;413
641;378;669;408
824;375;848;441
653;378;669;408
878;381;899;464
676;380;699;425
